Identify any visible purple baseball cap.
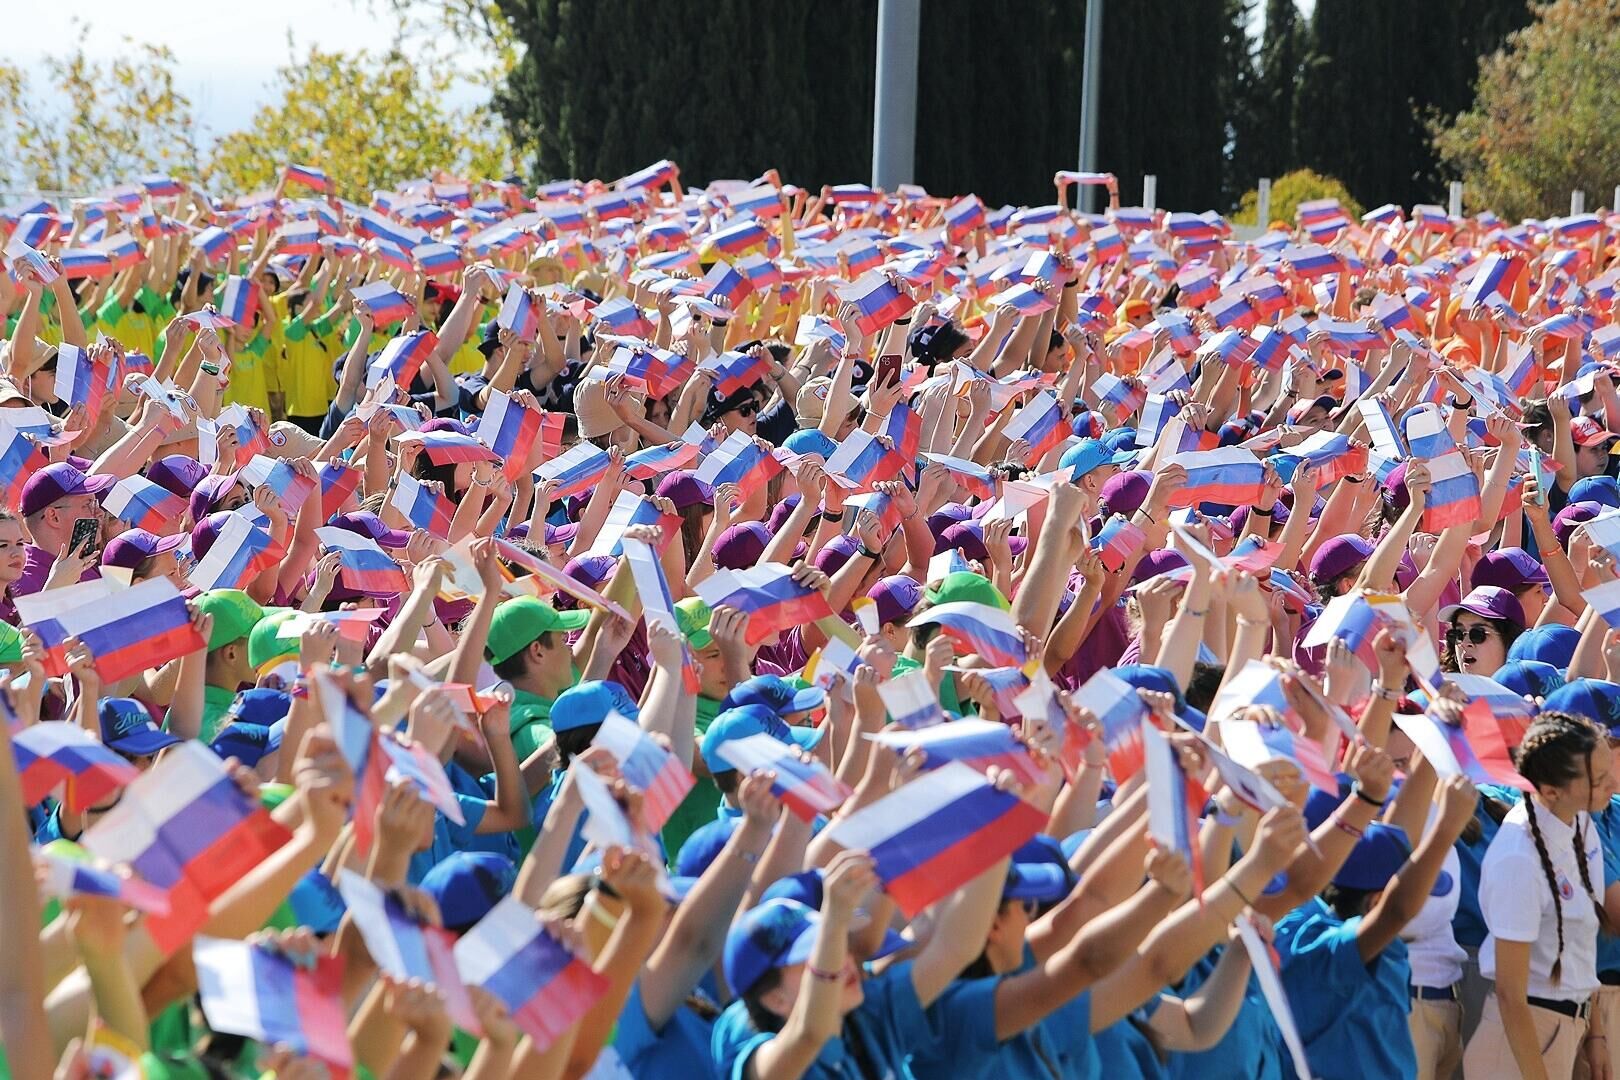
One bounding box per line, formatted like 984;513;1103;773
1472;547;1551;593
20;462;116;517
1308;535;1375;583
102;527;185;570
938;522;1028;562
420;417;473;436
767;495;802;534
147;455;209;499
1555;501;1605;547
554;555;617;610
812;534;860;575
188;473;240;525
716;522;772;570
190;511;235;562
1440;585;1527;629
868;575;924;626
926;503;975;539
329;511;410;550
543;522;579;548
656;470;712;512
1384;461;1413;513
1099;470;1151;517
1130;548;1189;585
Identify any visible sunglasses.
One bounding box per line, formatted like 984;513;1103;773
729;400;758;417
1446;624;1497;646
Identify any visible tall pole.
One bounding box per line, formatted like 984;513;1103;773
1077;0;1105;213
871;0;921;191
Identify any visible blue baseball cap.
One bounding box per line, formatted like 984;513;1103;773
1569;475;1620;510
722;675;826;717
784;429;839;459
675;817;739;878
1544;678;1620;735
1508;625;1582;671
225;688;292;728
98;698;181;756
287;868;347;934
1059;438;1136;482
761;869;911;959
724;899;822;998
549;680;640;734
421;852;517;932
701;704;825;774
1493;660;1565;701
1005;835;1075;902
209;722;282;768
1101;428;1138;454
1111;664;1206;730
1332;823;1412;892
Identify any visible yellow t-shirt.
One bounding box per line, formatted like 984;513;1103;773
281;310;339;419
223;334;272;414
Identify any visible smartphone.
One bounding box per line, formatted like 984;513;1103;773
69;517;99;559
876;352;902;390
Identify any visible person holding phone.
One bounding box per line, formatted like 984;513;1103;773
11;462;112;599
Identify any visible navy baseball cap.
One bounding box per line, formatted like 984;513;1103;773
549;680;640;734
99;698;181;756
724;899;821;998
1543;678;1620;735
721;675;826;717
701;704;825;774
1332;823;1412;892
209;723;280;767
675;817;739;878
421;852;517;932
225;687;293;728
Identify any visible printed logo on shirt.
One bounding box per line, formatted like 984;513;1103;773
1557;871;1576;900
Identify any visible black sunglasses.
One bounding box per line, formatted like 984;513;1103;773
1446;624;1496;646
730;400;758;417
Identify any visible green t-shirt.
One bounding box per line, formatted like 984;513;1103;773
658;694;726;864
509;688;557;762
199;684;237;744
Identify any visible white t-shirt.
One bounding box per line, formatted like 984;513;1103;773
1404;835;1467;989
1479;800;1604;1000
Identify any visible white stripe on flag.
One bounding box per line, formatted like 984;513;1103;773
822;760;987;853
194;937;268;1042
454;896;542;986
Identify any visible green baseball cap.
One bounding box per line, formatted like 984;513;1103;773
196;589;265;650
0;622;22;664
923;571;1009;611
675;596;714;649
485;597;589;665
247;608;299;671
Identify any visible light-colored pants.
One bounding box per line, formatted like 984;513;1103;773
1460;946;1492;1047
1573;985;1620;1080
1411;995;1463;1080
1464;994;1587;1078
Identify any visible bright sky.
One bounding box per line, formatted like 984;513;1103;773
1;0;495;143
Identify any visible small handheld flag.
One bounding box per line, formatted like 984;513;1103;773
391;473;454;539
908;602;1029;669
16;576;206;685
871;719;1046;790
336;870;481;1034
694;564;834;646
33;846;170;915
315;526;409;596
194;937;351;1071
186;512;281;593
876;669;948;731
590;712;695;831
13;723;140;812
1073;670;1151;783
350;280;415;324
715;732;851;822
822;760;1047;918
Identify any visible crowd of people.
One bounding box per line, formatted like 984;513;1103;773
0;158;1616;1079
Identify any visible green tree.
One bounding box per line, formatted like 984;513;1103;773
1247;0;1305;181
1435;0;1620;220
207;44;513;200
0;29;203;192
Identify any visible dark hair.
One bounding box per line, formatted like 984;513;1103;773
415;456;460;496
555;724;601;767
1321;883;1375;921
1512;711;1609;983
491;629;560;681
678;503;707;565
1440;615;1523;673
742;968;786;1033
1185;662;1226;713
713;769;741;799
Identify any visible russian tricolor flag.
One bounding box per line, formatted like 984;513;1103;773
139;173;184;197
282;163;329;191
1073;670;1150;783
1281;243;1340;280
335;870;480;1034
1092;373;1147;423
825;429;907;492
97;232;144;271
0;425;46;510
920;453;996;500
16;576;206;685
534;440;612;499
873;719;1045;790
840;271;915;335
13;722;139;811
191;226;234;263
413;241;464;278
404;429;501;467
1555;213;1603;239
701;260;754;311
591;712;695;831
495;282;540;342
1463;252;1525;309
593;296;654;338
693;430;782;498
1003;390;1067;465
350;280;415;324
187;512;281;592
734;252;784;293
58;248;112;280
84;743;291;955
367;237;415;274
34;846;170;915
1404;405;1457;461
1093;516;1146;573
823;760;1046;918
714;732;851;823
104;475;186;533
705;348;773;398
907;601;1028;669
1143;721;1206;892
1422;451;1482;531
1165;447;1267;507
944;194;986;238
1280;430;1369;485
390;473;454;539
367;328;440;390
194;938;351;1071
318;460;361;519
53;344;116;418
622;440;698;483
709;217;769;256
241;455;317;515
694;564;834;646
315;526;409;596
455;897;611;1051
476;389;544;482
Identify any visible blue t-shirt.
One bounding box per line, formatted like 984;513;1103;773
1452;784;1520;949
1094;1004;1166;1080
711;960;932;1080
616;978;720;1080
909;949;1099;1080
1592;797;1620;975
446;760;520;863
1167;950;1286;1080
1275;897;1414;1080
407;792;489;884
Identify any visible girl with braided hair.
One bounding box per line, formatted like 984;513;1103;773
1465;711;1616;1080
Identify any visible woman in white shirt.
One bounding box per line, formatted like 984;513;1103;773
1464;712;1615;1080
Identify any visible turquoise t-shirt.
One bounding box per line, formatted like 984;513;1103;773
616;977;721;1079
1167;950;1286;1080
909;961;1101;1080
1274;897;1414;1080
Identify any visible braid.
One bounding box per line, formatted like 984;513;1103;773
1525;800;1566;983
1574;817;1612;935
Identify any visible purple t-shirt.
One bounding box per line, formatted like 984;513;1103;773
15;544;99;599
